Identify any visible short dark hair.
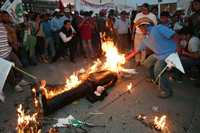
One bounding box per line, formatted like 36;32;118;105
142;3;149;9
177;26;193;35
160;11;170;17
64;20;71;25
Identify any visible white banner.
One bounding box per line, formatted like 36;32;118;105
0;58;14;94
1;0;24;24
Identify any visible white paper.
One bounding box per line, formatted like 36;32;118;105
121;68;138;74
53;115;75;127
165;53;185;74
0;58;14;94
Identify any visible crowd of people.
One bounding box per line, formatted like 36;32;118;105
0;0;200;101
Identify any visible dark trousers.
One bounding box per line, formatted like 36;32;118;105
53;37;76;62
36;36;45;57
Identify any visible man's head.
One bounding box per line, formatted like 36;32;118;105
177;27;193;41
1;11;12;23
192;0;200;12
141;3;150;15
120;10;127;21
64;20;71;29
160;11;170;24
138;22;151;34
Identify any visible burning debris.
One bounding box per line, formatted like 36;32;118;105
16;104;41;133
127;83;133;93
136;114;168;132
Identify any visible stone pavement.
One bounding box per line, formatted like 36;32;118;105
0;57;199;133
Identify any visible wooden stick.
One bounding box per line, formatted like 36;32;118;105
13;66;38;81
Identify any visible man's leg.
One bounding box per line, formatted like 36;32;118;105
143;54;157;80
68;38;76;62
154;60;172;98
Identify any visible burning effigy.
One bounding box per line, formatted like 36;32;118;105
32;40;136;115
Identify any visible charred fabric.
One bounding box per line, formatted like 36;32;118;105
33;70;118;115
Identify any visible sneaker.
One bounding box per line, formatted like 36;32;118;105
158;91;172;99
18;80;30;86
0;93;5;102
15;85;24;92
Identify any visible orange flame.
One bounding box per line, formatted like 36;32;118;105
17;104;38;132
127;83;133;92
154;115;167;130
41;72;82;99
41;40;125;99
101;41;125;72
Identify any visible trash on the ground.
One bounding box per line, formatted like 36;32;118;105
135;113;168;132
88;112;104;115
152;106;159;112
53;115;105;128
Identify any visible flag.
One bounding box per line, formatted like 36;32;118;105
59;0;65;12
1;0;24;24
0;58;14;94
165;53;185;74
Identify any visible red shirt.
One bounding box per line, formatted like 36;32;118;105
79;23;92;41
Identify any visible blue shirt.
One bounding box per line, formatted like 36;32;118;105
42;20;53;38
139;24;176;60
50;16;68;32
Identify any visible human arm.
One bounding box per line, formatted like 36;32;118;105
59;31;72;43
181;49;200;59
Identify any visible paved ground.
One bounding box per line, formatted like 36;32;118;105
0;57;200;133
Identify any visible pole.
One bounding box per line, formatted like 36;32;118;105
158;0;161;19
153;65;168;86
13;66;37;81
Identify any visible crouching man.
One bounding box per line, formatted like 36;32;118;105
53;20;76;62
126;12;185;99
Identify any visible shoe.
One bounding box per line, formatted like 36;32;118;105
0;93;5;102
18;80;30;86
15;85;24;92
158;91;172;99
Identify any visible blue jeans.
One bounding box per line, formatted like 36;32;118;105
143;54;172;93
46;37;56;58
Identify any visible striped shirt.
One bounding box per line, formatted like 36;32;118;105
0;23;12;58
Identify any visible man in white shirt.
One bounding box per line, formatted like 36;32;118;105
115;11;130;53
133;3;157;66
54;20;76;63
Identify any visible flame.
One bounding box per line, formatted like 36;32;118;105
41;40;125;99
127;83;133;92
88;59;102;74
17;104;38;132
154;115;167;131
101;41;125;72
41;72;82;99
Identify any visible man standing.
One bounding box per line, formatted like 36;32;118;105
116;11;130;53
189;0;200;38
126;11;183;98
0;11;28;102
133;3;157;66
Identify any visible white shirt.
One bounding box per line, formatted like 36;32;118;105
188;36;200;54
134;12;157;33
116;18;130;34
